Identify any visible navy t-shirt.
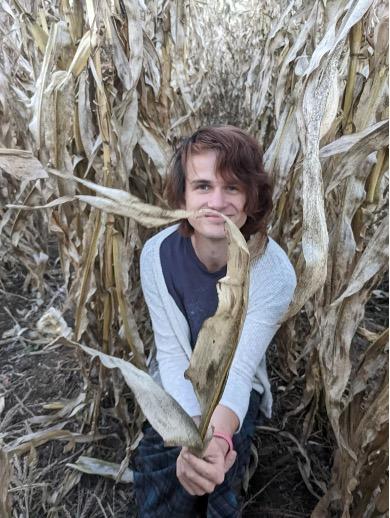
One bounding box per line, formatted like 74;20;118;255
160;230;227;349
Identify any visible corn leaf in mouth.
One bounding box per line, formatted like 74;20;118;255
8;173;250;453
70;178;251;450
184;216;250;441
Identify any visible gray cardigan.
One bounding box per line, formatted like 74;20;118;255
140;225;296;429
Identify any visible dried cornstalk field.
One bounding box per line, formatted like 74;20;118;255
0;0;388;517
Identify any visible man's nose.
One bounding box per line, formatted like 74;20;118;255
207;188;226;210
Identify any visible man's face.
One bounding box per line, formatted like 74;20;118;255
183;150;247;240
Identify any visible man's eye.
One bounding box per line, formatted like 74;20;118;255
196;184;210;191
226;185;239;192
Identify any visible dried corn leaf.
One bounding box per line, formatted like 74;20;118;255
43;71;75;198
44;172;190;225
325;120;389;194
60;0;83;43
332;217;389;306
320;120;388;159
314;330;388;517
320;73;340;139
10;183;44;247
7;196;75;211
5;422;108;456
28;21;69;149
143;31;162;96
137;122;170;177
47;470;82;507
185;218;250;439
112;232;146;368
73;209;104;340
77;71;96;161
117;89;139;177
59;29;95;84
29;392;86;425
0;149;48;180
327;159;374;302
284;49;341;319
67;455;133;483
263;105;300;202
109;17;134;91
274;3;317;121
301;0;373;77
349;329;388;400
122;0;143;91
77;342;203;450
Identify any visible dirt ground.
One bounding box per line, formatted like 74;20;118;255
0;257;388;518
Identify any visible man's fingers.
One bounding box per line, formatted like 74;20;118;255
180;477;208;496
182;452;223;485
176;445;227;496
177;458;215;495
180;469;215;495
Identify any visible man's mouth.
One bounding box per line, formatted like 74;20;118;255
205;215;229;221
204;212;235;218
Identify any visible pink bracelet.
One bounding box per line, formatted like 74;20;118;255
213;431;233;454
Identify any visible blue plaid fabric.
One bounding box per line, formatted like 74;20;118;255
133;391;264;518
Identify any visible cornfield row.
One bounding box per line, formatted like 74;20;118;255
0;0;388;516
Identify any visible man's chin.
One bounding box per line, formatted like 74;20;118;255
199;228;227;240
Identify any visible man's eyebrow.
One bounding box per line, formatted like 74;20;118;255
189;179;213;185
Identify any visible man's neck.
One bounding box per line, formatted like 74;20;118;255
191;233;228;273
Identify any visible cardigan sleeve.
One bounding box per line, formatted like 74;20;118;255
219;256;296;430
140;243;201;418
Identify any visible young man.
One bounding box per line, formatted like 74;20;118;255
134;126;296;517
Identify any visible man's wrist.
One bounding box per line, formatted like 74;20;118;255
210;404;239;436
212;435;230;457
212;430;233;456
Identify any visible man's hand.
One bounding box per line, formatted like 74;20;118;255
176;437;237;495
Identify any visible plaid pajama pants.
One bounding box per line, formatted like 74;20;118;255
133;391;264;518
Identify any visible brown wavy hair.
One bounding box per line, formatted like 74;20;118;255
164;125;273;240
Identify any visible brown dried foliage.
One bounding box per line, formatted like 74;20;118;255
0;0;388;516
